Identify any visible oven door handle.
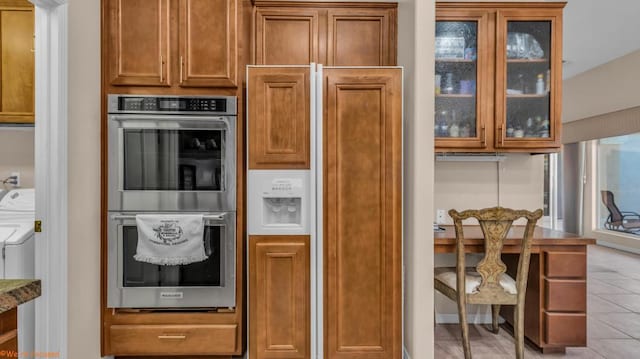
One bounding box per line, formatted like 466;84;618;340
110;214;225;221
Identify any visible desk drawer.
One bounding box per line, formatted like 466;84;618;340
545;279;586;312
110;324;237;355
544;312;586;346
545;252;586;278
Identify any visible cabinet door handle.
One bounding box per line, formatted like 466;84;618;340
498;126;504;146
160;55;164;83
481;125;486;146
158;335;186;340
180;56;184;84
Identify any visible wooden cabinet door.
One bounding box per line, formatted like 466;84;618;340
249;236;310;359
178;0;238;87
323;68;402;359
494;8;563;150
107;0;171;86
0;308;17;353
248;67;310;169
434;10;492;150
0;4;34;123
254;7;321;65
326;8;396;66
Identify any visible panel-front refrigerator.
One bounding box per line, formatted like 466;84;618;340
247;64;403;359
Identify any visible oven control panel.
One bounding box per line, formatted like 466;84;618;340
108;94;237;115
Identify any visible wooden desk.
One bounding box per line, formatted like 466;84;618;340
435;226;596;353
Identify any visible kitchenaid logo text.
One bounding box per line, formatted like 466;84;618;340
151;220;187;246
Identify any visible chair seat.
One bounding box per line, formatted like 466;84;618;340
435;267;517;295
623;220;640;229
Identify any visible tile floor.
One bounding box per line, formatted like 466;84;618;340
434;245;640;358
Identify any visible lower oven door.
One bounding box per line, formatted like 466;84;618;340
107;212;236;308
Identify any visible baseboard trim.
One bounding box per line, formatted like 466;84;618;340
597;240;640;256
436;313;505;324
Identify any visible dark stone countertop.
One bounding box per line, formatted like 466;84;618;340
0;279;41;314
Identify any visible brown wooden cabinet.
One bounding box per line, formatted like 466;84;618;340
502;249;587;352
248;67;310;169
106;0;237;88
323;68;402;359
435;2;565;153
0;0;34;124
254;7;321;65
253;1;396;66
101;1;248;357
249;235;310;359
0;308;17;356
106;0;171;87
178;0;237;87
327;8;395;66
110;324;238;356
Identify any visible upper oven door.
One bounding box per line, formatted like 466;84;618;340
108;114;236;211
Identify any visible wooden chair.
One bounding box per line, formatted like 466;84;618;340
435;207;543;359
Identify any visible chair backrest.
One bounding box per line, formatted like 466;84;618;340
601;190;623;224
449;207;543;300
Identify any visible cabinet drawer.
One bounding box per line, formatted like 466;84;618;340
545;279;586;312
544;312;586;346
545;252;586;278
110;324;237;355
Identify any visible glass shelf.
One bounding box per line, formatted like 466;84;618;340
507;58;548;63
435;58;476;63
436;94;475;99
507;93;549;99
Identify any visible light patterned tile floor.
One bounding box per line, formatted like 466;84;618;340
435;245;640;358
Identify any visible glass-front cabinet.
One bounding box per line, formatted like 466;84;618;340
435;3;565;152
435;11;490;149
495;9;562;149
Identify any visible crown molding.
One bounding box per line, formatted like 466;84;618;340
29;0;66;9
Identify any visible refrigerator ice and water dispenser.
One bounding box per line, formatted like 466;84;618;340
247;171;310;235
262;179;302;225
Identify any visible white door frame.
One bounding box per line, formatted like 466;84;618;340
29;0;68;357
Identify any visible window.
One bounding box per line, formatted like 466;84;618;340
597;133;640;234
541;152;562;230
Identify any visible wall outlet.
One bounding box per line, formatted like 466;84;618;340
10;172;20;187
436;209;446;224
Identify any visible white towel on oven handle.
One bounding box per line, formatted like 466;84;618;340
134;214;207;266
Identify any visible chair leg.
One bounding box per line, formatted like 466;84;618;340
491;304;501;334
457;300;472;359
514;304;525;359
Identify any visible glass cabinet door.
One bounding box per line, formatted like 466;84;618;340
495;10;562;149
435;11;489;149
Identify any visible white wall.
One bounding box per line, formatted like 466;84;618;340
562;45;640;251
67;0;101;357
0;128;34;188
434;154;545;225
564;49;640;123
400;0;435;358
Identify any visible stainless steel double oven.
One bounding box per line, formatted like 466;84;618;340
107;94;236;309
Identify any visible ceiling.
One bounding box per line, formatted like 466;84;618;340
563;0;640;79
